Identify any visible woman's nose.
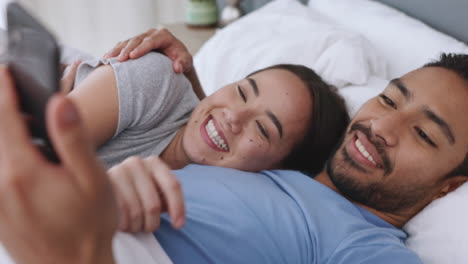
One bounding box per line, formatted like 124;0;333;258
222;108;251;134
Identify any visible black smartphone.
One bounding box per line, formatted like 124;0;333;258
7;2;61;162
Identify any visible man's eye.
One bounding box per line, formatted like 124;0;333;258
415;127;436;147
256;120;269;140
379;95;397;109
237;85;247;102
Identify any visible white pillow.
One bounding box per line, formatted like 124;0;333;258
404;183;468;264
308;0;468;78
194;0;386;95
338;76;387;116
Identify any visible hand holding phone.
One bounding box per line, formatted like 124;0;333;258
7;3;61;162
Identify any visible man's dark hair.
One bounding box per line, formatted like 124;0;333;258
248;64;350;175
424;53;468;178
424;53;468;81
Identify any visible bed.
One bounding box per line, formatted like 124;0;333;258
1;0;467;263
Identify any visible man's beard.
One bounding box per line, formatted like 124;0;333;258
326;123;427;214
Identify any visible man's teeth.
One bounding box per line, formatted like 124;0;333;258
206;119;229;151
355;139;377;166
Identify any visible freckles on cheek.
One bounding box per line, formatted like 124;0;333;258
247;138;263;149
241;138;268;158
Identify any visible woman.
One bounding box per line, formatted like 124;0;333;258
68;56;348;174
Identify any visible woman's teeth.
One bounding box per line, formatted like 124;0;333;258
206;119;229;151
355;138;377;166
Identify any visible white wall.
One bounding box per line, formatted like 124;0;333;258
18;0;185;57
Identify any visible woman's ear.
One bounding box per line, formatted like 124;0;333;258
433;176;467;200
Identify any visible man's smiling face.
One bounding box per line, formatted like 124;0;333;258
327;66;468;214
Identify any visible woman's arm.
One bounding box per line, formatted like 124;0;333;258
68;65;119;148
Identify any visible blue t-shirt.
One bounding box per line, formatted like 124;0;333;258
155;165;422;264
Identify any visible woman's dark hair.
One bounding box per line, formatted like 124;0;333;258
424;53;468;178
248;64;350;175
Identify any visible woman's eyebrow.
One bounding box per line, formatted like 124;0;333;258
247;78;259;96
267;110;283;139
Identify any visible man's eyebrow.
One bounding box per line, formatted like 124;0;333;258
423;108;456;145
247;78;259;97
266;110;283;139
390;78;412;100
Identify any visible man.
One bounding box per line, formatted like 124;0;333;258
0;30;467;263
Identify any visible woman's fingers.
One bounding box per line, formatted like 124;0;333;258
108;155;185;232
131;160;163;232
108;161;145;232
112;183;130;231
145;156;186;229
108;166;131;231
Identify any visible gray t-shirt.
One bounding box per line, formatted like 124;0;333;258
74;53;199;168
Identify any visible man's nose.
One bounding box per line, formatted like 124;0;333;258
370;112;405;147
222;107;251;134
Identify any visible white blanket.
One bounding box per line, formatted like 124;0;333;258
0;232;173;264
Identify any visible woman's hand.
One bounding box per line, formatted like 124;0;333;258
0;66;117;264
103;28;193;74
60;60;81;93
108;155;186;233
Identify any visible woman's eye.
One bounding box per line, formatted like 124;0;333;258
380;94;397;109
256;120;269;140
415;127;436;147
237;85;247;102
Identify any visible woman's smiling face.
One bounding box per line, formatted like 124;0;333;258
182;68;313;171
